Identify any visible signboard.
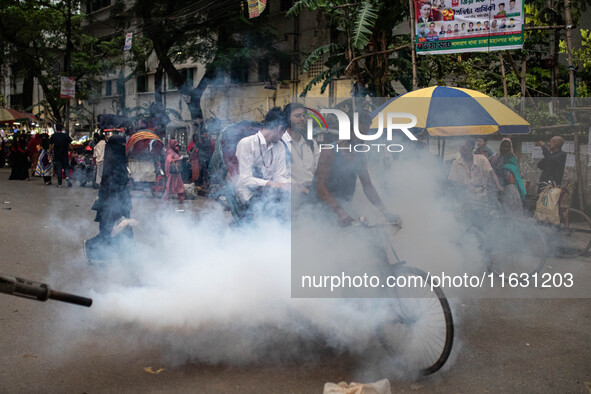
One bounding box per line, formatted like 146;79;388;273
414;0;524;54
60;77;76;99
124;32;133;51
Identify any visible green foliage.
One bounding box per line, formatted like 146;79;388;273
352;1;379;50
289;0;409;98
128;0;286;119
559;28;591;97
302;43;340;72
0;0;132;124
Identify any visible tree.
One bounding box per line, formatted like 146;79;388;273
0;0;124;127
288;0;591;101
288;0;410;98
115;0;285;123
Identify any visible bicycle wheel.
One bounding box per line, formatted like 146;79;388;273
555;208;591;257
376;265;454;375
486;218;547;279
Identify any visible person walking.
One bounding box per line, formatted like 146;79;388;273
49;124;72;187
84;135;134;262
93;133;106;188
34;133;54;185
8;134;30;180
196;131;215;188
164;139;185;203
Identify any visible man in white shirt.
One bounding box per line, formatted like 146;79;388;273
235;107;290;205
93;133;106;187
281;103;320;196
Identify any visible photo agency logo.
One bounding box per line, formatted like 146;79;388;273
305;108;418;153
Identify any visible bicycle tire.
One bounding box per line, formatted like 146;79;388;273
486;218;547;280
376;265;454;375
555;208;591;257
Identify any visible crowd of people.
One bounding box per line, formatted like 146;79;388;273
231;104;400;225
1;109;569;262
448;135;566;217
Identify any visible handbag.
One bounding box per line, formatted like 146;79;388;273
534;185;561;224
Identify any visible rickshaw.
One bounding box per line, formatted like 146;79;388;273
125;131;165;197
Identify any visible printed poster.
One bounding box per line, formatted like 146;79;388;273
414;0;524;54
124;33;133;51
59;77;75;99
248;0;266;18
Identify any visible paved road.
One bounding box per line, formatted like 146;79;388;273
0;167;590;393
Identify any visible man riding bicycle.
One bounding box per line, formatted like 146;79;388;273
313;111;400;227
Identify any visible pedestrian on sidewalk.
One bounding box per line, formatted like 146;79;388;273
164;139;185;203
34;133;53;185
49;124;72;187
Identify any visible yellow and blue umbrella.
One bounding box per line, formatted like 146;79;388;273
370;86;530;136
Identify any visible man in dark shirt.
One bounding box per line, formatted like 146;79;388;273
197;131;215;187
314;112;400;227
536;136;566;192
49;124;73;187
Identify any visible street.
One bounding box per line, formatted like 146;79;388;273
0;167;590;393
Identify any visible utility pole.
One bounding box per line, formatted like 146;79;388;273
64;0;73;136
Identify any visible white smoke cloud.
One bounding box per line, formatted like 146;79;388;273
46;136;488;380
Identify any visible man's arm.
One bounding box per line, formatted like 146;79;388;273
271;144;289;186
236;140;268;189
312;140;321;169
315;148;353;225
480;155;504;191
488;169;503;191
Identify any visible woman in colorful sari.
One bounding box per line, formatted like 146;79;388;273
164;139;185;202
489;138;526;216
34;133;53;184
28;133;42;173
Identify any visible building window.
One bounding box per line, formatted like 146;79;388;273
167;68;195;90
258;60;269;83
185;68;195;87
104;80;112;96
86;0;111;13
307;55;326;78
137;75;149;93
116;78;125;96
231;61;249;83
279;59;291;81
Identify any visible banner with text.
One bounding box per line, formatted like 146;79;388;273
414;0;523;54
60;77;76;99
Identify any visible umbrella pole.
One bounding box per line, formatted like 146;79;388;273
437;137;441;157
441;138;446;162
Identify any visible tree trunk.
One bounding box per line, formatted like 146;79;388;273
154;63;164;107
